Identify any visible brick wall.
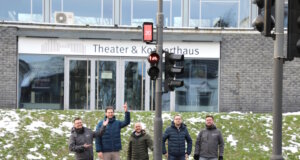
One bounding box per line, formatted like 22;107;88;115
220;33;300;112
0;27;17;109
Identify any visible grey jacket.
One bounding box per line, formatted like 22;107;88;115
194;125;224;158
69;126;106;160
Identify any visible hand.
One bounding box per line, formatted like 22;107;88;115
123;102;128;112
103;118;109;126
164;153;168;159
219;156;223;160
193;154;199;160
83;143;92;148
185;154;189;160
98;152;103;159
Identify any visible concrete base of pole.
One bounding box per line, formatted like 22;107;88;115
270;155;284;160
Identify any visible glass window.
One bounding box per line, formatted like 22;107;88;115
175;59;219;112
0;0;33;22
121;0;181;27
124;61;146;110
190;0;250;28
240;0;250;27
201;2;238;28
96;61;116;110
69;60;90;110
18;54;64;109
52;0;113;25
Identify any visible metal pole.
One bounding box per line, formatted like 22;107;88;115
271;0;284;159
154;0;163;159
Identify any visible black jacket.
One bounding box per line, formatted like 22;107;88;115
162;121;193;156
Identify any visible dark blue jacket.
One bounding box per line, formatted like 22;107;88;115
162;121;193;156
95;112;130;152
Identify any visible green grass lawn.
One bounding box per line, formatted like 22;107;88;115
0;109;299;160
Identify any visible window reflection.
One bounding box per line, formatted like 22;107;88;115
96;61;116;110
0;0;42;22
124;61;145;110
18;55;64;109
190;0;247;28
175;60;219;112
52;0;112;25
121;0;181;27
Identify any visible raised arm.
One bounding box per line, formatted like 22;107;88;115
120;102;130;128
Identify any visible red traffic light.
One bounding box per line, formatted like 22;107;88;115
148;51;160;64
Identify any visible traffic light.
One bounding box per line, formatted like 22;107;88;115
164;51;184;92
252;0;275;37
287;0;300;61
148;50;160;80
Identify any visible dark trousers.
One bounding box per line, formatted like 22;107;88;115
168;155;185;160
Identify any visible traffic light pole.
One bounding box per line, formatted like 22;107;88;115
271;0;284;159
154;0;163;159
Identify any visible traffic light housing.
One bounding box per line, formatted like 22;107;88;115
147;50;160;80
287;0;300;61
164;51;184;92
252;0;275;37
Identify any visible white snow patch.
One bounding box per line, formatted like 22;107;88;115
29;147;38;152
186;117;205;125
259;145;269;151
61;121;73;129
6;155;12;159
227;135;238;147
0;111;20;134
229;111;245;114
44;144;50;149
25;121;48;131
283;112;300;116
26;153;45;159
51;128;64;135
162;113;172;120
220;115;231;120
283;146;298;153
4;144;13;149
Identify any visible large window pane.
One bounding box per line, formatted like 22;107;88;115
69;60;90;110
122;0;181;27
19;55;64;109
240;0;250;27
132;0;157;26
124;61;145;110
190;0;200;27
175;60;219;112
201;2;238;27
52;0;112;25
0;0;31;22
96;61;116;110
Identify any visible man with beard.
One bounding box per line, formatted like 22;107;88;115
162;115;193;160
127;122;153;160
95;103;130;160
193;115;224;160
69;117;108;160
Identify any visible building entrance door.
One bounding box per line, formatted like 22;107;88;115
64;57;117;110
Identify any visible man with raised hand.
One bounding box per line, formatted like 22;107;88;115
96;103;130;160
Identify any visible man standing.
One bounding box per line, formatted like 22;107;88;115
127;122;153;160
96;103;130;160
193;115;224;160
69;117;108;160
162;115;193;160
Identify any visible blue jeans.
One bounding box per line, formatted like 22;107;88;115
168;155;185;160
199;157;218;160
